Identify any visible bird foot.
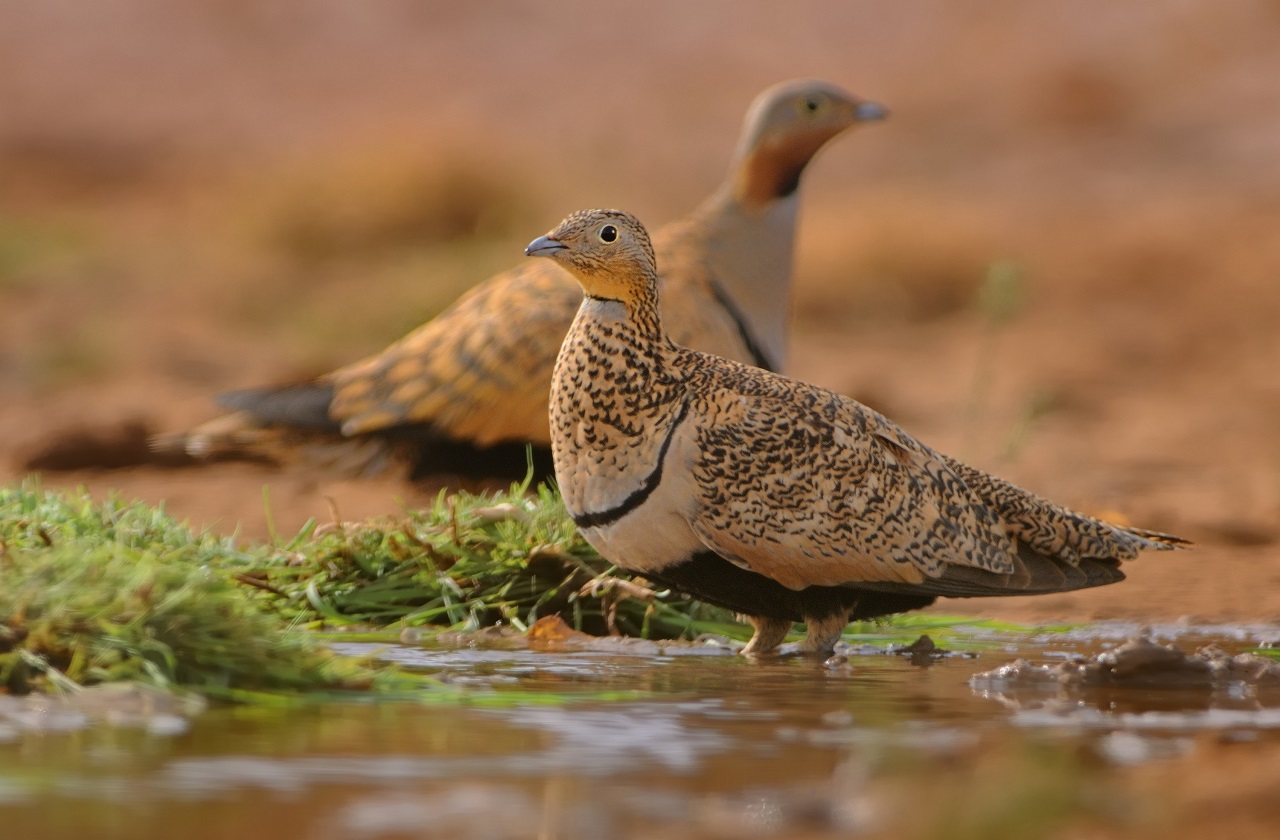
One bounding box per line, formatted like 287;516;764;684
741;615;794;657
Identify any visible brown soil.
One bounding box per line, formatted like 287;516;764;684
3;2;1279;624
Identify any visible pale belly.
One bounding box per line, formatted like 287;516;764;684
573;440;707;575
579;502;705;575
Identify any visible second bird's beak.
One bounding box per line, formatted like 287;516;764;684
853;101;889;122
525;235;568;258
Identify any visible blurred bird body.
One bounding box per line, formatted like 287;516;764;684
529;209;1188;656
163;80;887;480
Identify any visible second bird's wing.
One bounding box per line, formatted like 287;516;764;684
328;262;584;448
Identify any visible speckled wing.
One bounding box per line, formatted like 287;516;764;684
327;262;583;448
683;359;1018;592
939;456;1188;561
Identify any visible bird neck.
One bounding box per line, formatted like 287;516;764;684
682;183;799;371
577;278;670;352
557;284;684;453
731;134;828;206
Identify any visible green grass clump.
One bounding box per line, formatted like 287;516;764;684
0;484;407;699
0;480;244;561
235;482;732;640
0;480;737;702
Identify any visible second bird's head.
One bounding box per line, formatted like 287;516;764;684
733;79;888;205
525;209;655;302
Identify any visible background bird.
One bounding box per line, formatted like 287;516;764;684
157;79;887;482
529;209;1189;656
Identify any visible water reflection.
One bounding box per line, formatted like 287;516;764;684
3;628;1280;839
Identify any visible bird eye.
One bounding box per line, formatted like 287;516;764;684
598;224;618;243
801;97;821;114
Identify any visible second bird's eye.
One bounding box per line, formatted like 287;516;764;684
598;224;618;243
803;98;820;113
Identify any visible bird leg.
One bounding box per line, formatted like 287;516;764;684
741;615;793;656
801;610;853;655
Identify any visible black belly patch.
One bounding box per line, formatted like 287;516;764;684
635;551;936;623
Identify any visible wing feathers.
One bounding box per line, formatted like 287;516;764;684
687;362;1020;590
682;356;1178;595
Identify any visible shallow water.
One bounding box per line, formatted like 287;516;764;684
4;625;1280;840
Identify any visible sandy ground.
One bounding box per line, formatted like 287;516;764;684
4;6;1280;835
2;1;1279;629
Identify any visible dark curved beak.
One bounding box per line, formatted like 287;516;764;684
525;235;568;258
853;101;889;122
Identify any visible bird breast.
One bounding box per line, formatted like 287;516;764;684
572;429;707;576
550;303;704;572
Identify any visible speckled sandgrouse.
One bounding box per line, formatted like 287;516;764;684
159;80;887;481
529;209;1189;656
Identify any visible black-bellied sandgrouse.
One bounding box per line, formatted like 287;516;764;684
529;209;1189;656
159;80;887;481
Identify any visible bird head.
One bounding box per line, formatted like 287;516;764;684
525;209;657;304
733;79;887;204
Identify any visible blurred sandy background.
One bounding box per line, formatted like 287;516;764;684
2;0;1279;622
